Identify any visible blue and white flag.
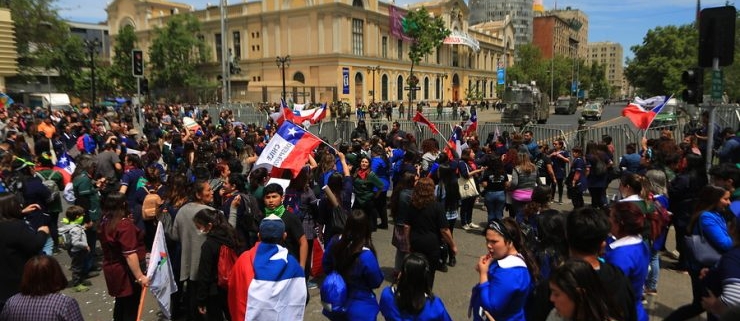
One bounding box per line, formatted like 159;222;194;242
147;222;178;320
55;152;75;175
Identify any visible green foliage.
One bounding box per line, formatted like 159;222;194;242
404;7;450;66
625;24;698;96
8;0;67;77
110;25;138;95
149;14;210;101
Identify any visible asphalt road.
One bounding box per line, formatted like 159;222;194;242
55;192;704;321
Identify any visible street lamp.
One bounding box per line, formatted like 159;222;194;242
84;38;101;113
367;66;380;103
276;55;290;101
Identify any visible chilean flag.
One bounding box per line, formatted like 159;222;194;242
269;99;294;126
446;126;464;159
54;152;76;185
413;111;439;134
291;103;327;125
464;108;478;136
622;95;671;130
228;242;307;321
254;121;322;176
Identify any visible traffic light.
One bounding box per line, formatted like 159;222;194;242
681;68;703;104
140;78;149;95
132;49;144;77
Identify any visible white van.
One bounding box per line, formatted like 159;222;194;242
28;93;73;112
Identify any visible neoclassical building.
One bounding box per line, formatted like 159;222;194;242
105;0;514;104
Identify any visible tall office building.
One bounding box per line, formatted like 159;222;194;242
469;0;534;48
587;42;624;98
550;7;588;59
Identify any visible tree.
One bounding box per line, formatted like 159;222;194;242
625;24;697;96
402;7;450;117
148;14;210;101
110;25;138;96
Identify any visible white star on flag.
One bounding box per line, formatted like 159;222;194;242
287;127;298;137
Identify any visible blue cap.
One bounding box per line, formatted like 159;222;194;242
259;215;285;242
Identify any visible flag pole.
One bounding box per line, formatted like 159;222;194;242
298;121;338;153
136;287;147;321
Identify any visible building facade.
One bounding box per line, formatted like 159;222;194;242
532;15;579;59
549;7;588;59
587;41;624;98
468;0;533;49
0;8;18;93
105;0;514;104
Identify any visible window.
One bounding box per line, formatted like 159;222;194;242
424;77;429;100
233;31;241;59
215;33;222;62
397;75;403;101
436;47;441;64
398;39;403;60
452;46;458;67
382;74;388;101
293;72;305;83
352;19;364;56
382;36;388;58
352;0;363;7
435;77;440;100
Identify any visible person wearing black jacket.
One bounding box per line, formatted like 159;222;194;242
527;207;637;321
668;153;708;271
193;208;240;321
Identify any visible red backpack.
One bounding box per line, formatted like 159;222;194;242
217;244;238;289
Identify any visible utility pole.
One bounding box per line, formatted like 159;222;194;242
220;0;228;105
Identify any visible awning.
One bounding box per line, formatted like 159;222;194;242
443;30;480;52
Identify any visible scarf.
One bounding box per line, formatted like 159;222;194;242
356;168;369;180
265;204;286;218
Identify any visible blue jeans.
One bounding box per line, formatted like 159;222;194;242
645;249;660;291
483;191;506;223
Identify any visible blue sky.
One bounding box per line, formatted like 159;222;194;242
56;0;729;60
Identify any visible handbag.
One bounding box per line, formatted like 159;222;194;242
391;225;410;252
684;228;722;266
458;176;479;199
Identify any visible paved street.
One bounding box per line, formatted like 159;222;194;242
55;186;704;321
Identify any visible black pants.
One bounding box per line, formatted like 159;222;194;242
113;283;143;321
69;249;89;285
375;193;388;228
550;178;564;201
202;289;230;321
358;202;379;231
588;187;607;209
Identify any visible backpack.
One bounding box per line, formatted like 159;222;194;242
331;206;347;232
217;244;238;289
58;228;73;251
76;135;85;151
321;271;349;315
36;171;61;202
5;173;25;206
141;186;163;221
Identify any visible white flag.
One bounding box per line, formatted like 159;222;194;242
147;222;178;320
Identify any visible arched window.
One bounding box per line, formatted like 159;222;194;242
424;77;429;100
382;74;389;101
352;0;363;7
435;77;440;100
397;75;404;101
293;72;305;84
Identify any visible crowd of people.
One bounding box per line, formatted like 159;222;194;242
0;102;738;321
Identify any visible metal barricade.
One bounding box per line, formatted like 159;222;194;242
566;124;633;162
523;125;568;148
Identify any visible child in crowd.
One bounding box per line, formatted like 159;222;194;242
58;205;91;292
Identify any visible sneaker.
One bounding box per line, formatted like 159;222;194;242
462;224;471;231
73;284;90;292
469;222;481;229
307;280;318;290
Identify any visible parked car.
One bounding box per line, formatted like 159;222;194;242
581;102;603;120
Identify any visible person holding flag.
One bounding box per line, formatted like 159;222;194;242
253;121;323;177
463;108;478;137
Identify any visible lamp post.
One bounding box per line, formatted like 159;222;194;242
367;66;380;103
84;38;101;113
276;56;290;101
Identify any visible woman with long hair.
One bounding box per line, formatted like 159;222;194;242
669;152;709;271
317;152;352;244
98;192;149;321
666;185;732;321
458;148;485;230
547;259;620;321
192;208;240;321
470;218;537;321
370;145;392;229
585;142;612;209
605;201;654;321
548;139;570;204
480;155;508;222
0;193;48;309
248;167;269;212
509;152;539;219
390;172;416;275
0;255;84;321
436;162;461;267
420;138;440;174
322;209;384;321
353;156;384;231
379;253;453;321
406;178;457;283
